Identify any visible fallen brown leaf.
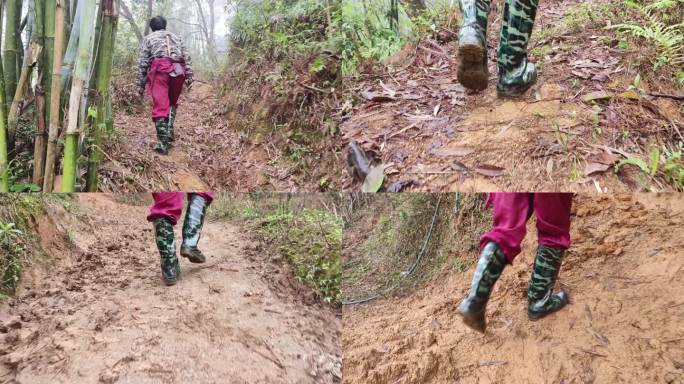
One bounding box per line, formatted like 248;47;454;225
474;164;505;177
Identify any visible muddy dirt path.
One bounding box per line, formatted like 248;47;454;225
102;83;299;192
0;194;341;384
343;194;684;383
341;0;684;192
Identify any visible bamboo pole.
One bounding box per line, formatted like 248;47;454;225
3;0;22;112
86;0;116;191
43;0;55;126
0;0;8;192
32;0;47;186
7;6;41;152
43;0;66;192
61;0;96;192
61;0;83;95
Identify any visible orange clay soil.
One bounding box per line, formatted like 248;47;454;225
0;194;340;384
342;194;684;383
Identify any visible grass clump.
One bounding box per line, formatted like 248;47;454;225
0;195;52;298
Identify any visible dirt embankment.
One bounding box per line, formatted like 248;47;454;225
343;194;684;383
0;194;341;384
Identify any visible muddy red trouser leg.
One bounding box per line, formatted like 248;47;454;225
168;75;185;109
151;72;185;120
480;193;572;263
147;192;215;225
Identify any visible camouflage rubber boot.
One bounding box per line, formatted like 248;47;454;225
457;242;507;333
496;0;539;97
180;194;209;263
457;0;491;91
154;118;170;155
168;106;177;143
153;218;180;286
528;246;569;320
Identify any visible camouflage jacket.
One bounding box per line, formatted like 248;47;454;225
137;30;194;89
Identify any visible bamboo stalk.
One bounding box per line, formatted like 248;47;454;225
0;0;8;192
85;0;116;191
61;0;96;192
43;0;67;192
32;0;47;186
3;0;22;112
7;41;41;151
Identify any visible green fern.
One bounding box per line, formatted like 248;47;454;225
612;0;684;69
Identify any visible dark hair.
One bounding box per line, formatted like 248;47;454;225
149;16;167;32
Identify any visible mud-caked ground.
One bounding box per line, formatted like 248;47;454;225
343;194;684;383
0;194;341;384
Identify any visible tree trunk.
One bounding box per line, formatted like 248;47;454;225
62;0;96;192
193;0;215;61
144;0;152;35
119;0;142;42
43;0;67;192
3;0;22;114
85;0;117;192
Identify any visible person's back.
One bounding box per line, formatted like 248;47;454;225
137;30;193;78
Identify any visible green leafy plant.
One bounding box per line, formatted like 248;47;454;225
0;222;24;295
615;143;684;190
612;0;684;69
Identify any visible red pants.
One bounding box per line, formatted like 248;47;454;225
148;58;185;120
480;193;572;263
147;192;215;225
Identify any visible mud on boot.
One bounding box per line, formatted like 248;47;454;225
528;246;569;321
180;194;209;263
457;0;491;91
153;218;180;285
457;242;507;332
496;0;539;97
154;118;171;155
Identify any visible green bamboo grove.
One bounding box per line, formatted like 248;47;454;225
0;0;118;192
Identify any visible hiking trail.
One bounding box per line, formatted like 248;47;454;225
0;194;341;384
102;82;303;192
341;0;684;192
343;194;684;383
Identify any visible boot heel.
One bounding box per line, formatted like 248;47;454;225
458;43;489;91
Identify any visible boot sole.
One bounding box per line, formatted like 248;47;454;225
457;308;487;333
164;278;178;286
180;249;206;264
528;299;569;321
458;43;489;91
497;72;538;98
497;83;534;98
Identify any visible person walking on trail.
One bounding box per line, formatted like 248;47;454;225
147;192;213;286
137;16;194;155
457;0;539;96
458;193;572;332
